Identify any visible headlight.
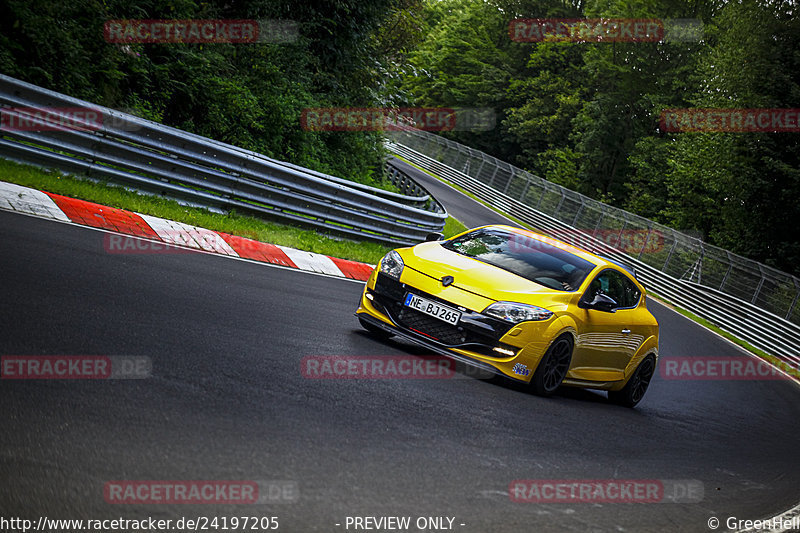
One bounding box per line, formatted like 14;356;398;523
380;250;404;280
483;301;553;323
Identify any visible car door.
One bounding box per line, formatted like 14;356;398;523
568;268;645;382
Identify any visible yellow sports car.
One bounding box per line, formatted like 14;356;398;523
356;225;659;407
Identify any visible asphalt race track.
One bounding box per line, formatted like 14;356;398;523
2;176;800;532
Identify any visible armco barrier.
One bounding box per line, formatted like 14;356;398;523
388;132;800;366
0;74;446;246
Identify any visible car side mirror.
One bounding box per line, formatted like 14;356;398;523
582;293;618;313
425;232;444;242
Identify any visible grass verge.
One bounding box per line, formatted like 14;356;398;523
443;215;468;238
0;158;465;265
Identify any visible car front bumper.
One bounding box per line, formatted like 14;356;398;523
356;272;562;383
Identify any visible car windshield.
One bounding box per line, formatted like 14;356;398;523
442;228;596;291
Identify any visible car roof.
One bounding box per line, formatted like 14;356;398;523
595;254;638;277
470;224;629;272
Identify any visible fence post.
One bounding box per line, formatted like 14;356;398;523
662;233;679;272
787;278;800;320
614;218;628;250
637;226;653;260
519;177;531;202
719;252;733;291
553;189;566;216
535;182;547;210
475;155;486;179
593;207;605;233
488;164;500;187
504;167;515;194
572;198;584;227
751;265;766;305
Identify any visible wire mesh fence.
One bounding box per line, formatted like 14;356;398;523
389;128;800;325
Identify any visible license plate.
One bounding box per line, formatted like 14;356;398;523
404;293;462;325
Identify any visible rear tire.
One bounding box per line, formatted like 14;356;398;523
358;316;394;340
530;335;573;397
609;354;655;408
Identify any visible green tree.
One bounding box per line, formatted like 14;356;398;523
0;0;424;185
664;0;800;271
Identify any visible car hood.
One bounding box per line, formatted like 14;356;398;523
401;242;572;304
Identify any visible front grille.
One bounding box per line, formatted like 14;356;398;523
370;273;515;352
396;307;467;344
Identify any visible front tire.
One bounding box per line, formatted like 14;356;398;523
609;354;655;408
530;335;573;397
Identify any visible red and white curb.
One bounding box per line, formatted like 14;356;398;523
0;180;376;281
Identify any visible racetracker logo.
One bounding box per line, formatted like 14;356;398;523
660;108;800;132
103;231;252;255
509;18;702;43
103;19;298;44
510;18;663;42
659;356;797;380
301;355;494;380
300;107;495;132
0;107;103;132
0;106;144;132
508;229;664;255
104;480;298;504
1;356;151;379
509;479;704;503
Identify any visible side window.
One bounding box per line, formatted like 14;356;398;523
587;269;641;308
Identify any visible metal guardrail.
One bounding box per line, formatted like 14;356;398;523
388;131;800;366
0;74;446;247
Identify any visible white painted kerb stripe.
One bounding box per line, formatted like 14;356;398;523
0;182;70;222
138;214;239;257
278;246;344;277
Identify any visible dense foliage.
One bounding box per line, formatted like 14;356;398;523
0;0;796;273
0;0;424;187
397;0;799;275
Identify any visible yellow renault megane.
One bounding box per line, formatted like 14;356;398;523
356;225;659;407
